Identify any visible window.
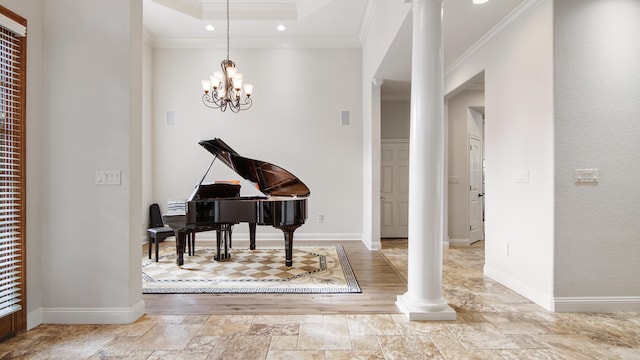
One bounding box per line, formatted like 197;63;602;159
0;5;26;338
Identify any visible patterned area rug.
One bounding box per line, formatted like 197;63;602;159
142;245;361;294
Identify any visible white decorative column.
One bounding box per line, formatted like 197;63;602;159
396;0;456;321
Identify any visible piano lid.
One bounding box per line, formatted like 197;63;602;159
199;138;311;197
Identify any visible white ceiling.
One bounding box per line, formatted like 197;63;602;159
144;0;370;48
143;0;526;94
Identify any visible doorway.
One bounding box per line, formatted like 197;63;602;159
447;90;485;246
381;140;409;238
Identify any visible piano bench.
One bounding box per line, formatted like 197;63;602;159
147;227;174;262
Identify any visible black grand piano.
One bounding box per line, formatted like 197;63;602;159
162;138;310;267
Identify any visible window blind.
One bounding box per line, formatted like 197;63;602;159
0;19;25;319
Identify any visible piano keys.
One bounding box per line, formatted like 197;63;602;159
163;138;310;267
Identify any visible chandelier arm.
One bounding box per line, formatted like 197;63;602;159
202;93;222;109
235;98;252;112
241;97;252;110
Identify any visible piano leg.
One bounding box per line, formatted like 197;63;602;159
214;225;232;261
175;230;186;266
249;223;257;250
215;227;222;261
189;230;195;256
186;231;193;256
278;225;301;267
223;224;231;260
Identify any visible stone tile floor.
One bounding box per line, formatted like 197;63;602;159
1;240;639;359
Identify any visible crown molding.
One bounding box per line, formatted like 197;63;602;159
143;29;155;47
358;0;377;45
445;0;546;76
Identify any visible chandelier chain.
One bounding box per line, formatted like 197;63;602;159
226;0;230;60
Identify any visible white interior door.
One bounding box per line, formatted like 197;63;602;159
468;135;483;243
381;141;409;238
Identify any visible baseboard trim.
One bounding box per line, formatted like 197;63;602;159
449;238;471;247
554;296;640;313
27;307;44;330
41;300;146;324
484;264;553;311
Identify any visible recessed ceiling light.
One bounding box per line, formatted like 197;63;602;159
277;24;286;31
473;0;490;4
205;24;215;31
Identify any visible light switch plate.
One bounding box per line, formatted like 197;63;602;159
574;169;599;184
514;171;529;183
95;170;121;185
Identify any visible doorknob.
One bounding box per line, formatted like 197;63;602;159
478;194;484;197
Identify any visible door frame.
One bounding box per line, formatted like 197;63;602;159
468;133;484;244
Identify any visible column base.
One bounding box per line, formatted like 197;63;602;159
396;294;457;321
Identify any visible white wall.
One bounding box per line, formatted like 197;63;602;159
151;47;363;240
447;90;484;242
445;0;555;309
553;0;640;311
37;0;144;324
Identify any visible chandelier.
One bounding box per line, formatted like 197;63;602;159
200;0;253;112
